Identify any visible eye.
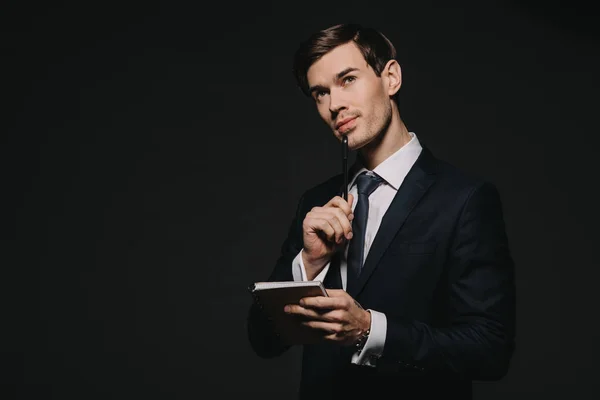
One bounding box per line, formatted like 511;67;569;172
314;90;328;101
342;76;356;85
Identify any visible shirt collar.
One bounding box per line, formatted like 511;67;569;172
348;132;423;191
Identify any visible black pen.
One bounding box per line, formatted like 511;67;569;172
342;136;348;201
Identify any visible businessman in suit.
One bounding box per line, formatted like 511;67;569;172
247;23;515;399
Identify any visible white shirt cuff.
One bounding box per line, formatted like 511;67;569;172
351;309;387;367
292;249;330;282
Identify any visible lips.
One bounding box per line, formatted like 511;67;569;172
335;117;357;132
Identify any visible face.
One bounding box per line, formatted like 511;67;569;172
306;42;397;150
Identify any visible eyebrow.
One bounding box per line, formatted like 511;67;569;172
308;67;360;95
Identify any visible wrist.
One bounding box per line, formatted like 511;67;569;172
301;251;328;279
355;310;371;352
362;309;372;331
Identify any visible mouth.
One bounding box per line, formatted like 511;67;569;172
335;117;357;134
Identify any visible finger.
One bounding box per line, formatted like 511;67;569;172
301;320;344;335
307;210;347;244
320;309;345;323
284;304;327;320
311;208;352;242
329;217;346;244
293;307;345;323
320;291;354;310
347;193;354;207
300;295;345;310
324;289;348;298
324;196;353;217
331;207;353;241
304;214;336;242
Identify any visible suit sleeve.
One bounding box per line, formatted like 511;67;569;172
246;194;307;358
380;181;516;380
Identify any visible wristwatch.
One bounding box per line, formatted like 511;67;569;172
355;328;370;353
354;308;371;353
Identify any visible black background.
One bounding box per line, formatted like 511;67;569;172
3;1;599;398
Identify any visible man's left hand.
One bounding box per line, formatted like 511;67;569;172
284;289;371;346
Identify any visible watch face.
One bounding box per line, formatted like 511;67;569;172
356;329;370;350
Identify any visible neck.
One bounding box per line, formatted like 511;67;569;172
358;104;411;170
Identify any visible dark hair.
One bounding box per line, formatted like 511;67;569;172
292;23;397;99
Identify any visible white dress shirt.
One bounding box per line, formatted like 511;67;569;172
291;132;423;366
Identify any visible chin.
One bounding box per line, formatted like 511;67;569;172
346;132;367;150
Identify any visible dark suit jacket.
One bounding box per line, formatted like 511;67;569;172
247;147;516;399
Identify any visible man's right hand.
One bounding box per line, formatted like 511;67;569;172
302;194;354;280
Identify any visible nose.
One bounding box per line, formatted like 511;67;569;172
328;88;347;115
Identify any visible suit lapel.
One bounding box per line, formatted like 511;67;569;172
323;252;343;290
347;147;438;297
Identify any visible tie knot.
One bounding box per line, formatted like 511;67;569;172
355;172;383;196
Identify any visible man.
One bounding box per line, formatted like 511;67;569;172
247;23;515;399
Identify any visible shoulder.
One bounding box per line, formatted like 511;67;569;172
423;148;504;208
425;148;498;193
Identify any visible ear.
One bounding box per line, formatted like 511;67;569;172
383;59;401;97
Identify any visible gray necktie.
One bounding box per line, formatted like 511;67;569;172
346;172;383;280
